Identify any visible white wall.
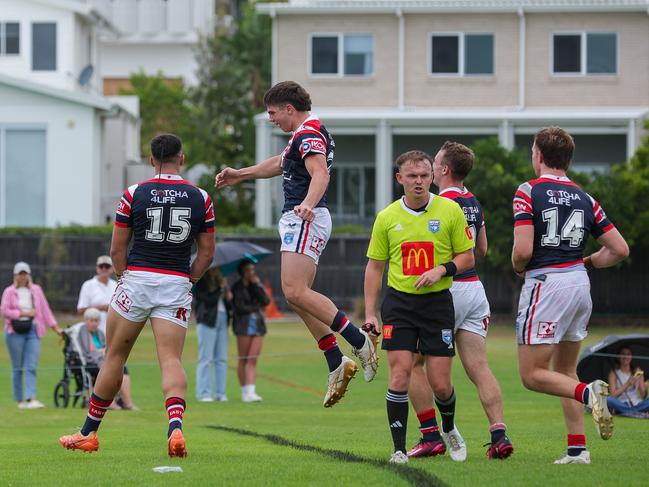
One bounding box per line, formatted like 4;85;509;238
0;1;92;92
0;83;102;226
100;43;199;84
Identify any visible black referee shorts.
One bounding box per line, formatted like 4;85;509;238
380;287;455;357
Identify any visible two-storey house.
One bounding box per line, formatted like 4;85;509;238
254;0;649;227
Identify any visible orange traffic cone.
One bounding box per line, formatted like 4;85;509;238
264;280;284;319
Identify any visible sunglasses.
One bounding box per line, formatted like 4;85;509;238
97;264;112;269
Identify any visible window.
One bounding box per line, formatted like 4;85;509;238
0;22;20;55
430;33;494;76
552;32;616;75
32;23;56;71
310;33;373;76
0;128;47;226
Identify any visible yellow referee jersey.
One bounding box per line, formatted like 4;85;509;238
367;193;474;294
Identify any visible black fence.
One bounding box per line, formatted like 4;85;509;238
0;234;646;315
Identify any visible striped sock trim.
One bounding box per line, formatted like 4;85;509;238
574;383;588;404
420;425;440;434
489;422;507;433
568;434;586;448
416;408;437;423
386;390;409;403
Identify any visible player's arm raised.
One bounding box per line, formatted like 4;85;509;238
512;225;534;275
190;232;215;283
584;228;629;270
110;226;132;278
215;155;283;189
294;153;330;222
364;258;386;335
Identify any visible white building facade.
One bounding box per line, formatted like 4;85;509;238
254;0;649;227
0;0;140;227
87;0;216;93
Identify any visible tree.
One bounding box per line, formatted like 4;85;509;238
119;72;195;160
190;1;271;226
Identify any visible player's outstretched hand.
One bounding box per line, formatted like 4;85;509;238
215;167;241;189
293;204;315;222
362;318;381;337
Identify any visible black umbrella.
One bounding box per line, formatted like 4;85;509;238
577;334;649;384
210;240;273;275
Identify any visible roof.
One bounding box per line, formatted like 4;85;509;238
254;106;649;125
258;0;649;14
0;72;112;110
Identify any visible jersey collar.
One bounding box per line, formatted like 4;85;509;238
439;186;466;196
539;174;571;182
399;192;434;216
293;114;319;133
155;174;183;181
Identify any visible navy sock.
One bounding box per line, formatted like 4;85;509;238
318;334;343;372
490;423;507;443
166;397;185;438
386;390;409;453
434;389;456;434
81;393;112;436
417;408;442;442
567;434;586;456
330;311;365;349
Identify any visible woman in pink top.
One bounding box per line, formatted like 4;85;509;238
1;262;62;409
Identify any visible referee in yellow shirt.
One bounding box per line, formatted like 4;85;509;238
364;150;475;464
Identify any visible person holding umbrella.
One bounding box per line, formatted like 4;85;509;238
607;347;649;417
231;260;270;402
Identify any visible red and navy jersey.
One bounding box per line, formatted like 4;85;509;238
280;115;334;212
115;174;215;277
513;175;613;273
440;186;484;281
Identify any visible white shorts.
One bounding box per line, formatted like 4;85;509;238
515;270;591;345
278;207;332;265
451;280;490;338
110;271;193;328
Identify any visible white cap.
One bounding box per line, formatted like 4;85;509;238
83;307;101;320
13;262;31;275
96;255;112;266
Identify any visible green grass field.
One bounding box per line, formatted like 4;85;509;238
3;319;648;486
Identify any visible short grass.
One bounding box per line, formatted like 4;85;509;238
2;319;648;486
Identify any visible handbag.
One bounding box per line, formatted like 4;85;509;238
11;318;33;335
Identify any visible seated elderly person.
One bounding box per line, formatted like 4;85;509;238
77;308;138;410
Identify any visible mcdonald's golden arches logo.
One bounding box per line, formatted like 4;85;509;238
401;241;434;275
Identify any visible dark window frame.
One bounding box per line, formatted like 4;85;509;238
309;32;374;77
429;32;495;77
0;22;20;55
551;32;617;76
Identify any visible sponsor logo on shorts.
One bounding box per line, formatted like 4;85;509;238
175;308;188;322
465;226;473;240
284;232;295;245
442;329;453;349
309;236;326;256
536;321;557;338
115;290;132;313
383;324;393;339
428;219;440;233
401;242;434;275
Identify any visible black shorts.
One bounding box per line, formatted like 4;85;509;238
380;287;455;356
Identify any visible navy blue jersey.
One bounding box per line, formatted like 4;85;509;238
280;115;334;212
115;174;215;277
513;175;613;272
440;186;484;281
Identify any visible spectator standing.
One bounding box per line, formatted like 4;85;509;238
1;262;62;409
77;255;118;334
231;260;270;402
194;268;232;402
